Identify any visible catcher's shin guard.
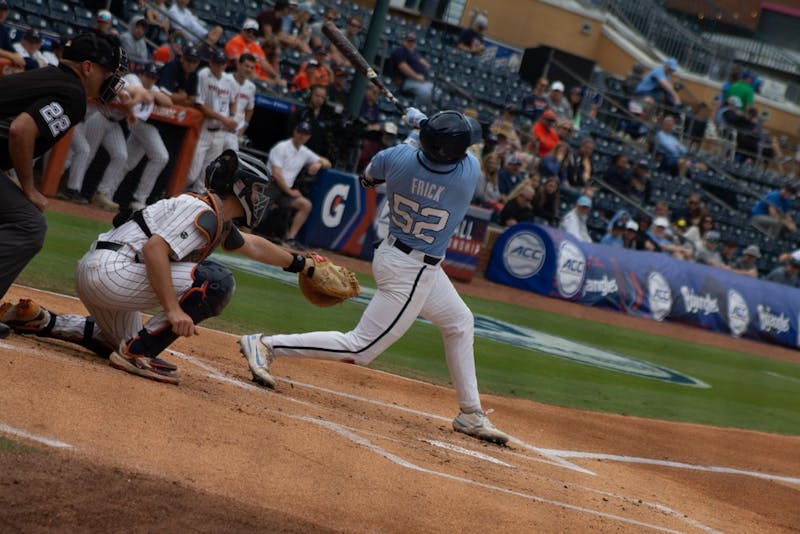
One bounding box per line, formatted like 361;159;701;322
127;261;236;360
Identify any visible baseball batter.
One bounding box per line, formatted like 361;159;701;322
222;53;257;153
184;49;238;194
2;151;316;385
241;109;510;444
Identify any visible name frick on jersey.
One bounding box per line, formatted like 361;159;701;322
411;178;445;201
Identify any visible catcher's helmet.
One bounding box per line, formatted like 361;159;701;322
62;32;128;104
205;150;272;228
419;110;483;164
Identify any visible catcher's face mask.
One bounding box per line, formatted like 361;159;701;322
234;179;269;228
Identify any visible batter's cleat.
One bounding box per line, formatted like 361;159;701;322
109;343;179;385
92;192;119;211
0;322;9;339
453;410;510;445
0;298;51;334
240;334;276;388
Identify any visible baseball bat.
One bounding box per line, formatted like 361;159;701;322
322;21;406;115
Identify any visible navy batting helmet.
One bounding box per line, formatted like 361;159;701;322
419;110;483;164
205;150;272;228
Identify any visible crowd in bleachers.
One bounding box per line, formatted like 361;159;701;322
2;0;800;283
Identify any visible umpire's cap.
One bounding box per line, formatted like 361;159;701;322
419;110;483;164
63;32;126;73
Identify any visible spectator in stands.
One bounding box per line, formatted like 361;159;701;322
341;16;364;51
555;118;575;142
622;220;639;249
635;57;681;108
195;25;224;63
257;0;290;38
722;70;754;112
654;115;691;177
750;183;798;238
309;7;339;52
358;120;398;173
94;9;115;36
157;44;201;106
622;63;645;96
539;141;569;183
729;245;760;278
498;153;525;200
620;100;650;142
292;45;334;93
287;2;313;55
288;84;337;159
327;67;350;107
359;83;381;126
766;251;800;287
142;0;171;43
521;76;549;121
532;109;559;157
629;159;651;205
13;29;46;70
649;217;691;259
40;36;62;67
225;19;281;85
266;121;332;248
390;32;433;106
561;137;594;201
602;153;631;192
534;175;560;225
693;230;725;267
499;181;537;227
474;152;503;216
546;81;572;121
167;0;207;41
153;30;187;63
121;15;150;63
567;86;585;125
457;13;487;55
0;0;24;70
600;218;626;247
560;195;593;242
673;193;706;228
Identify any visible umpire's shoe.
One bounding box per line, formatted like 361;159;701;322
240;334;276;388
453;410;510;445
0;322;9;339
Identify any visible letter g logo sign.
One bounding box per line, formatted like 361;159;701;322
322;184;350;228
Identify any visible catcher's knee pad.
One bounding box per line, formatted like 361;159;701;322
179;261;236;323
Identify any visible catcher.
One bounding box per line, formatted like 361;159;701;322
0;150;359;385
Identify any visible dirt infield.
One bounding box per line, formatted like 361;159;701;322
1;202;799;532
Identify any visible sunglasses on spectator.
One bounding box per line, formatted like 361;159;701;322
245;28;258;35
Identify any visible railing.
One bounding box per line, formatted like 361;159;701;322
576;0;735;80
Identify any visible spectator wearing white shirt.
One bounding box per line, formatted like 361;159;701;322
223;53;257;152
559;195;593;242
267;121;332;247
13;29;46;70
168;0;208;41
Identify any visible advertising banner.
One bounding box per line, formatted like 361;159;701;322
487;223;800;348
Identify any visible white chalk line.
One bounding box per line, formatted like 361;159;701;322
763;371;800;383
0;423;74;449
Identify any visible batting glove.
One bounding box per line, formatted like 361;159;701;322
405;107;428;129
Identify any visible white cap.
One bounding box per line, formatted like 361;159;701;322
550;81;565;92
626;220;639;231
243;18;259;30
791;250;800;265
653;216;670;228
383;122;398;135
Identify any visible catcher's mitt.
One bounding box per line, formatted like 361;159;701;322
299;253;361;307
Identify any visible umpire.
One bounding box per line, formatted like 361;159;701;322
0;32;127;338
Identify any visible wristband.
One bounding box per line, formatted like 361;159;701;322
283;252;306;273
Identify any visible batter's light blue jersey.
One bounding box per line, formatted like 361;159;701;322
369;143;479;257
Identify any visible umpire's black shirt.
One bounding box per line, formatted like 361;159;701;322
0;64;86;170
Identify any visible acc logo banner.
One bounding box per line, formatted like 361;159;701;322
502;231;546;278
647;271;672;321
557;240;586;298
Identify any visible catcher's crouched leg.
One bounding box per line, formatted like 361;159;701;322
113;261;235;385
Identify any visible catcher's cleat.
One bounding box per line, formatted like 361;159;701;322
240;334;276;388
453;410;510;445
109;343;179;385
0;322;9;339
0;298;51;333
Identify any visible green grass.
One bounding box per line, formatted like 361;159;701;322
0;436;33;453
12;211;800;435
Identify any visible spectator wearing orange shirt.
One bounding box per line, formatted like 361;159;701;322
225;18;283;85
292;45;333;92
152;30;186;64
532;109;560;157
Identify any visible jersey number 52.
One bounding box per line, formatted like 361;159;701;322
391;193;450;244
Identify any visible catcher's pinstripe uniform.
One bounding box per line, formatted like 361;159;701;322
240;110;509;444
